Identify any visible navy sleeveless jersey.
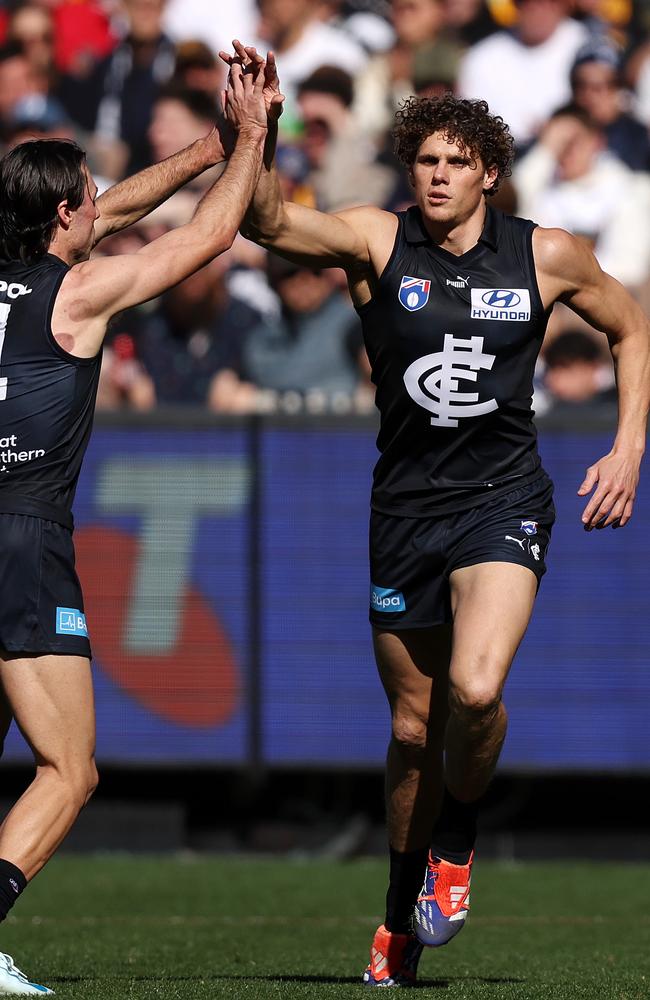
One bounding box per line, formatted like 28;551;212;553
0;254;101;528
358;204;549;516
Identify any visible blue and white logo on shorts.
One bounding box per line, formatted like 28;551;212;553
520;520;538;536
371;585;406;613
56;607;88;636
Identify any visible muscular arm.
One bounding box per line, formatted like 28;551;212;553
241;119;393;299
535;227;650;528
54;126;266;357
93;127;230;245
222;41;394;297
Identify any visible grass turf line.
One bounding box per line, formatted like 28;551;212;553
2;857;649;998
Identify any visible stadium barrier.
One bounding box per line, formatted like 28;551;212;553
3;410;649;772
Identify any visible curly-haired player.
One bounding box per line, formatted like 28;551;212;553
222;43;650;986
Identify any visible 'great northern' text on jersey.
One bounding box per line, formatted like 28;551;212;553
358;205;549;516
0;255;101;528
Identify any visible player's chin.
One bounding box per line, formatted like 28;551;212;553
423;199;454;221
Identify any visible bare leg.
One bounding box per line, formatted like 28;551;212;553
0;653;98;881
446;562;538;803
0;684;12;761
374;626;452;852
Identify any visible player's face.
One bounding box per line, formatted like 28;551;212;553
410;132;497;229
72;167;100;261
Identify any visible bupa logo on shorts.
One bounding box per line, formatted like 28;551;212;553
56;607;88;636
470;288;531;322
371;585;406;613
520;520;538;536
398;276;431;312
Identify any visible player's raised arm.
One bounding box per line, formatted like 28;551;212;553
220;41;389;284
53;62;268;357
534;227;650;529
92;123;233;245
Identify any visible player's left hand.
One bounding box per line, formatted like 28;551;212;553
577;447;643;529
219;40;285;122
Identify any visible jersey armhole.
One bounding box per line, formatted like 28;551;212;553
355;212;403;316
45;268;102;367
526;224;550;319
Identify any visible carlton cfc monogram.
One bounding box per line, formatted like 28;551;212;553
403;334;498;427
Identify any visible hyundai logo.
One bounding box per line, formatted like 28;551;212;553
481;289;521;308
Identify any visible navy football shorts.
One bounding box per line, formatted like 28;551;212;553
0;513;91;658
369;473;555;629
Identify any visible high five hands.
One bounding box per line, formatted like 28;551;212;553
220;39;285;125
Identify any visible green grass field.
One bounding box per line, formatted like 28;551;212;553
2;857;649;999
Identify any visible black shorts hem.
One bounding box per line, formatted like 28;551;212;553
449;553;546;584
0;641;92;659
369;615;451;630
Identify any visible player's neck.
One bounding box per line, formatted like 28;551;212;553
47;235;85;268
422;200;487;257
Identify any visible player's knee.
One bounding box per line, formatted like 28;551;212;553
448;678;502;723
85;759;99;804
57;757;99;810
391;711;428;753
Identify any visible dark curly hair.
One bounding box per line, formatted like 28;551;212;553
0;139;86;264
393;95;514;195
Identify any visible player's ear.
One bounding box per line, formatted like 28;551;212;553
56;199;73;230
483;164;498;192
408;165;415;188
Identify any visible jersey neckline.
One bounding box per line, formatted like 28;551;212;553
402;202;501;265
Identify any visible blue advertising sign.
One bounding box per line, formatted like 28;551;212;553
2;422;648;771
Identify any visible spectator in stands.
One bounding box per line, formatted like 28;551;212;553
513;108;650;288
3;91;76;148
458;0;589;149
0;41;46;137
48;0;116;77
254;0;367;120
163;0;257;61
238;256;362;406
443;0;499;47
569;40;650;171
297;66;396;210
172;39;223;99
105;254;262;410
337;0;396;55
96;330;156;411
149;85;219;167
6;3;55;83
411;39;461;97
354;0;457;139
57;0;176;175
543;329;616;408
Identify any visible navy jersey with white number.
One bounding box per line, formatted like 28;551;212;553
358;204;550;516
0;254;101;528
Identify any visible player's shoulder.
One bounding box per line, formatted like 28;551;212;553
532;225;588;276
56;253;134;323
333;205;399;260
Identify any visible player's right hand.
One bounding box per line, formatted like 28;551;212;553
223;54;268;135
220;40;285;122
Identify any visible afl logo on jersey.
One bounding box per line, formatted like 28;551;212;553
470;287;531;322
398;276;431;312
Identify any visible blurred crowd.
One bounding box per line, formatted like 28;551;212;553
1;0;647;415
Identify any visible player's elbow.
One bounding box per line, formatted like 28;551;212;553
213;223;238;256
